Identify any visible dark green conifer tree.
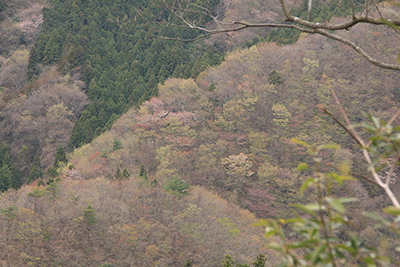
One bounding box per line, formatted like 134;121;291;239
54;145;68;168
122;168;130;180
164;176;191;199
114;167;122;180
221;255;235;267
84;204;98;226
0;166;10;192
138;164;148;183
43;27;67;64
9;166;21;190
268;70;284;85
112;139;122;151
252;254;267;267
28;155;43;184
84;128;94;144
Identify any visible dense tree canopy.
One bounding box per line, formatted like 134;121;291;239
26;0;224;151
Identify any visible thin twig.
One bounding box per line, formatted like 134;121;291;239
388;108;400;126
327;163;380;186
320;107;363;146
366;108;400;148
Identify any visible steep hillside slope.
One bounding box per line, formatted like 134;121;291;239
0;178;275;266
70;21;400;212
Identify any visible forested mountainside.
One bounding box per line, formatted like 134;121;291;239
1;0;400;266
0;178;275;266
0;0;224;185
0;0;369;186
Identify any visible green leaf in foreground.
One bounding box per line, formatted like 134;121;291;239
383;206;400;215
325;197;345;214
297;162;308;171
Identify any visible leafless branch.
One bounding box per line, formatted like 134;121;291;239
320;106;363;147
115;0;400;71
327;163;380;186
323;78;400;207
114;0;400;206
388;108;400;126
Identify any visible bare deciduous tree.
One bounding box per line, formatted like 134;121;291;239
113;0;400;209
114;0;400;70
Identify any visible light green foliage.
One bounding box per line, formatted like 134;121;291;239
221;153;253;178
215;94;258;132
248;131;269;156
27;188;45;197
0;205;17;220
195;144;218;177
257;161;278;183
217;217;241;237
84;205;98;226
45;180;60;200
46;103;73;119
221;153;253;191
98;262;113;267
112;139;122;151
16;207;43;243
155;145;178;183
259;132;399;266
178;203;204;244
301;57;320;83
271;103;291;128
161;117;196;137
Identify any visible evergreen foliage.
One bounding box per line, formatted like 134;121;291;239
266;0;366;45
164;176;191;199
84;204;98;226
25;0;223;151
54;144;68;168
112;139;122;151
0;143;20;192
0;205;17;220
122;168;130;180
252;254;267;267
184;260;193;267
9;166;20;190
267;70;283;85
46;166;58;178
221;255;235;267
114;167;122;180
28;155;43;184
138;164;148;182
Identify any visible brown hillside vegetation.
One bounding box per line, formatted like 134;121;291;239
64;21;400;260
0;69;88;177
0;178;275;266
0;0;44;107
0;0;44;55
70;21;400;204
